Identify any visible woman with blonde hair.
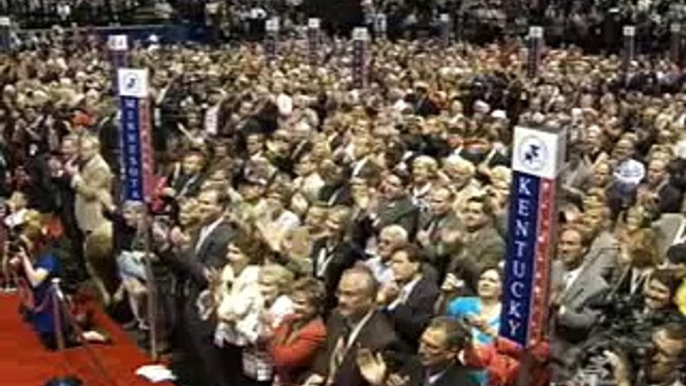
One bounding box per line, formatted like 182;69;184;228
241;264;295;386
612;228;662;297
614;205;652;257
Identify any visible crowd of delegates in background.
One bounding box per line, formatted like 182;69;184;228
7;0;686;53
1;24;686;386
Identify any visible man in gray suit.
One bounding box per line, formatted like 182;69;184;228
582;206;620;282
653;213;686;257
550;225;611;383
444;195;505;295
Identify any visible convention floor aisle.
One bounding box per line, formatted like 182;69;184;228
0;294;173;386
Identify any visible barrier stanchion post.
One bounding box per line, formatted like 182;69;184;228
307;18;321;67
527;26;543;78
51;278;66;352
671;23;682;66
352;27;369;89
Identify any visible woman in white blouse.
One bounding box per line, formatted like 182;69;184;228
242;264;295;386
204;232;266;386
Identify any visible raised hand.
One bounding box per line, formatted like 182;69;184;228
356;348;388;386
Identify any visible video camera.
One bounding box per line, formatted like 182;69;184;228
567;293;670;385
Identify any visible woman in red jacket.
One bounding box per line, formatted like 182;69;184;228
269;277;327;386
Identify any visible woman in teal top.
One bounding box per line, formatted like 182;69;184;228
446;266;503;345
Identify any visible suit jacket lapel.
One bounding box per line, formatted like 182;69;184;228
196;223;223;262
562;264;594;304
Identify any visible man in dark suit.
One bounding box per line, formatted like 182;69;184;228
354;317;479;386
379;243;439;349
550;226;610;383
318;160;353;207
164;150;207;201
638;158;683;215
50;135;86;281
349;135;382;180
305;266;405;386
158;187;234;386
373;172;420;238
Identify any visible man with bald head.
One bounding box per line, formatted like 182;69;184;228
306;266;404;386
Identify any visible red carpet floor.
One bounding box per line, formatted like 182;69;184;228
0;293;174;386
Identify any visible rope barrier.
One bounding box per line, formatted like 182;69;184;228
52;280;119;386
16;276;120;386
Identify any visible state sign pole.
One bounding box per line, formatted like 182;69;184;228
622;26;636;76
440;13;451;47
527;26;543;78
500;125;566;352
307;18;321;67
671;23;682;66
265;17;279;62
0;17;11;53
375;13;387;40
118;68;158;360
352;27;370;89
108;35;129;95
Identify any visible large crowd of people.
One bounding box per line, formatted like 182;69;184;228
0;10;686;386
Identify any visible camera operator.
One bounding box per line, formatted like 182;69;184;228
9;215;63;350
640;270;684;324
566;268;685;385
605;323;686;386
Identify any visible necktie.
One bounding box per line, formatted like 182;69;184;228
328;325;351;385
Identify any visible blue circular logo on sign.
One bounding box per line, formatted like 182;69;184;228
518;135;548;172
125;74;139;92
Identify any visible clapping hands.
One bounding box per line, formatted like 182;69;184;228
356;349;409;386
356;348;388;386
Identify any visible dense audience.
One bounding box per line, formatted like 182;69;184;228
1;17;686;386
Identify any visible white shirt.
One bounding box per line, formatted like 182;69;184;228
673;219;686;245
204;105;220;136
630;267;653;294
316;241;337;278
427;368;449;385
345;310;375;347
352;157;371;177
563;265;584;291
276;94;293;116
4;208;27;229
293;174;325;201
365;256;395;287
196;217;224;253
215;265;261;347
388;276;421;310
